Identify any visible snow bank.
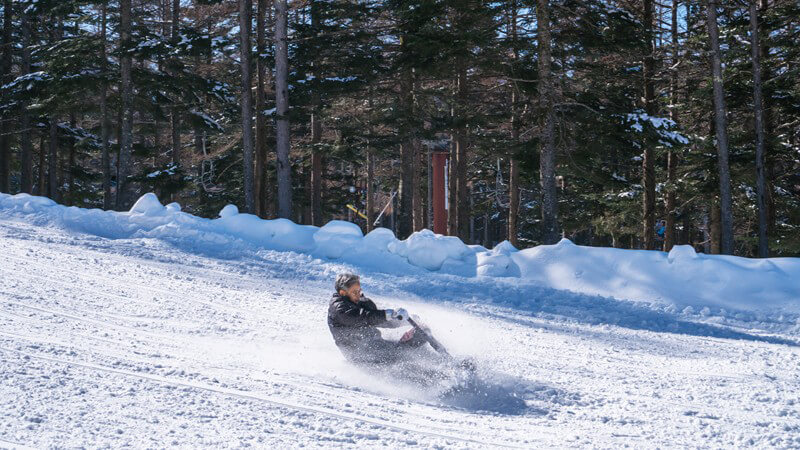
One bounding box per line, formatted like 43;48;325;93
388;229;471;271
511;238;800;312
2;192;799;313
0;192;472;272
476;240;520;277
314;220;363;259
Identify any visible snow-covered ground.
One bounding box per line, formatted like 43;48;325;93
1;195;800;447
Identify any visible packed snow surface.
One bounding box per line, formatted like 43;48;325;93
2;192;798;315
1;193;800;447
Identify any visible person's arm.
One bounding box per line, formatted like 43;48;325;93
332;298;389;328
362;297;405;328
361;295;406;328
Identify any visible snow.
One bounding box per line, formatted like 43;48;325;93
1;193;800;447
130;192;166;215
313;220;363;259
218;203;239;219
387;229;471;271
476;240;520;277
624;111;690;146
512;238;800;313
188;109;224;132
2;192;799;317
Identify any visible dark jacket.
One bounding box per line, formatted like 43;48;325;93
327;293;399;362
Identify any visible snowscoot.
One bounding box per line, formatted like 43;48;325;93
378;313;477;389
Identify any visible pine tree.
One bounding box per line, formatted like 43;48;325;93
117;0;134;209
749;0;768;257
537;0;559;244
705;0;735;254
274;0;291;219
0;0;12;192
239;0;255;213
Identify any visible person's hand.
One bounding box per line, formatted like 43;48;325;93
385;308;409;322
410;314;430;331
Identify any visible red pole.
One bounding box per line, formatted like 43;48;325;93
432;152;448;235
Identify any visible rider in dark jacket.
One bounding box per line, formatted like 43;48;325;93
327;273;426;365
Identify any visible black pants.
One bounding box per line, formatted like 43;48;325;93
344;329;428;366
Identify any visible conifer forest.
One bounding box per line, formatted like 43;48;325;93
0;0;798;257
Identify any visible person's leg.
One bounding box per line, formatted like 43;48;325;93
368;338;405;365
398;327;428;349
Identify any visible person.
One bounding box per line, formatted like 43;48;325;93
655;219;666;240
327;273;428;366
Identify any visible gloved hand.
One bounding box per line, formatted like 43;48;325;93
385;308;409;322
410;314;429;331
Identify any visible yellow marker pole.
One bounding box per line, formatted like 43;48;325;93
346;204;368;220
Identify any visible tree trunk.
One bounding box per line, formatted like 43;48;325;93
447;141;457;236
710;200;721;254
507;2;520;248
366;150;375;232
427;146;433;230
664;0;679;251
309;0;324;226
366;94;376;232
705;0;735;254
274;0;292;218
37;135;45;195
100;4;111;209
20;8;33;194
397;69;414;239
239;0;255;213
303;167;311;223
750;1;769;257
170;0;181;177
642;0;656;250
67;113;76;205
310;148;322;225
116;106;122;190
413;140;424;231
0;0;12;192
255;0;270;217
48;119;58;200
483;212;490;248
455;65;470;242
117;0;134;210
759;0;775;237
537;0;559;244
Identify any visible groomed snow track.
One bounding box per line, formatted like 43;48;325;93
1;218;799;448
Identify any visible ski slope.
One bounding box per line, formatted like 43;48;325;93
1;198;800;447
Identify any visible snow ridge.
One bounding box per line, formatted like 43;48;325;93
2;192;799;318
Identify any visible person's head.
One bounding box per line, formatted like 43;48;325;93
335;273;362;302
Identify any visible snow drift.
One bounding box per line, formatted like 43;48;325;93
1;192;799;313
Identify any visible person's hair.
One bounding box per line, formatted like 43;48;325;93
335;273;360;293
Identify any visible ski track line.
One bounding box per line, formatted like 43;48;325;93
0;259;257;320
0;307;195;357
3;269;780;428
0;346;533;448
3;290;766;429
0;327;123;350
0;327;331;407
0;330;190;374
1;233;293;293
499;353;779;424
0;437;36;450
0;287;188;331
0;330;359;420
8;247;299;319
0;326;515;440
0;299;203;344
0;268;265;334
